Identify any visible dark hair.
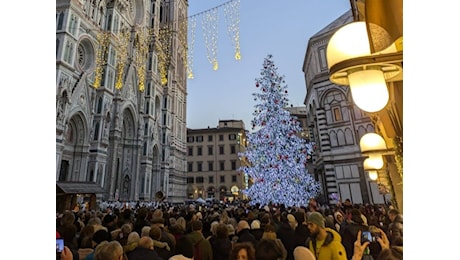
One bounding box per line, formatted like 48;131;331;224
215;223;229;239
293;211;305;224
136;207;149;219
255;239;283;260
175;236;194;258
264;223;276;232
149;225;162;240
190;220;203;231
376;246;403;260
93;229;111;244
231;242;255;260
168;223;185;235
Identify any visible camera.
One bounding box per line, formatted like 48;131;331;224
56;238;64;253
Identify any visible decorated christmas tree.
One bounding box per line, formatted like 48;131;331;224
239;54;321;207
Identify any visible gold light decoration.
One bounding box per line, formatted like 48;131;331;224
393;136;403;181
224;0;241;60
115;29;130;89
135;26;149;92
202;7;219;70
178;15;188;68
93;31;111;88
154;25;172;85
185;0;241;78
187;16;197;79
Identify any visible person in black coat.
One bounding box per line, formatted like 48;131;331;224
132;208;150;236
126;236;162;260
236;220;258;248
292;211;310;247
276;212;296;260
249;220;264;242
339;209;382;259
210;223;233;260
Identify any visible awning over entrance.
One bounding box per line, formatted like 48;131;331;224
56;181;106;195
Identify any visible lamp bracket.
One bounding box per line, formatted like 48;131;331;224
362;149;396;156
329;51;403;86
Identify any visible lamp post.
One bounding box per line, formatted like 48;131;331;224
326;0;403;211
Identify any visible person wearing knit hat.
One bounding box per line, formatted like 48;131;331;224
307;212;325;228
306;212;347;260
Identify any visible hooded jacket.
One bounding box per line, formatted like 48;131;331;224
306;227;347;260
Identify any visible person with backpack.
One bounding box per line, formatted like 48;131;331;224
186;220;213;260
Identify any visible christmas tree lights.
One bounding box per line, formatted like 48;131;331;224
239;55;321;207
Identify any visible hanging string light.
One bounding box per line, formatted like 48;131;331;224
93;31;110;88
154;25;172;85
187;16;197;79
224;0;241;60
178;14;188;68
135;26;149;92
202;7;219;71
90;0;240;90
115;29;130;89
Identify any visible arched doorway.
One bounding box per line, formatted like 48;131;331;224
60;113;88;181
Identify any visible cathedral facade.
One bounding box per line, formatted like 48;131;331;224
56;0;188;203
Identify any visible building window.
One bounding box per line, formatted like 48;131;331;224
197;147;202;156
196;177;204;183
208;162;213;171
220;176;225;183
57;12;64;30
144;123;149;136
231;160;236;170
97;97;103;114
230;145;236;154
219;161;225;171
208;146;213;155
219;146;224;155
219;134;224;141
93;122;100;140
188;162;193;172
229;134;236;140
232;175;237;182
187;136;194;142
196;136;203;142
188;147;193;156
187;177;194;183
208;176;214;183
197;162;202;172
145;100;150;114
208;135;213;142
318;46;328;71
333;106;343;121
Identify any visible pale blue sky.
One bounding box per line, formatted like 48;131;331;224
186;0;350;129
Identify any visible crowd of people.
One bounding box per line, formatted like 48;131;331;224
56;198;403;260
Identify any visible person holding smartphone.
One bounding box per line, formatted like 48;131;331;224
351;228;402;260
339;209;370;259
59;246;74;260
